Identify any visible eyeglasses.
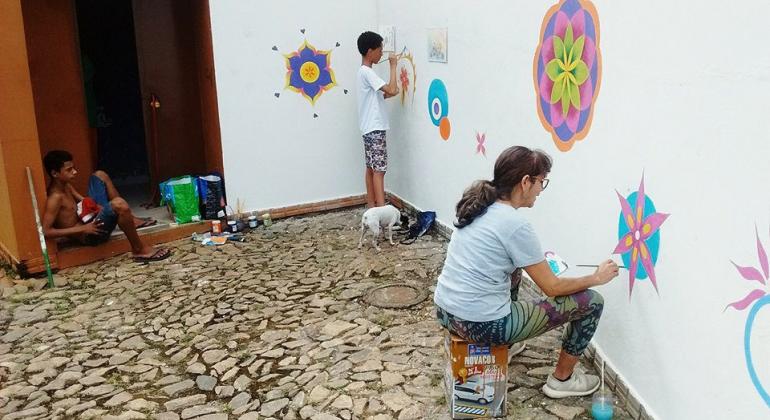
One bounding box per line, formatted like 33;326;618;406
532;177;550;190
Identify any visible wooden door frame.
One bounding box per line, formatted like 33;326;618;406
4;0;225;276
133;0;224;204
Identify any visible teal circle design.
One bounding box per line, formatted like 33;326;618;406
745;294;770;407
617;192;660;280
428;79;449;126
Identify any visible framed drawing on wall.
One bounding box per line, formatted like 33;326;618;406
427;27;448;63
379;25;395;52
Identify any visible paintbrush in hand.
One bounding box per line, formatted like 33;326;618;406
576;264;628;269
378;46;407;64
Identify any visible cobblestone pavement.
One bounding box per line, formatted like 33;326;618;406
0;208;632;419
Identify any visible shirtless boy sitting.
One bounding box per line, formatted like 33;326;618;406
41;150;171;262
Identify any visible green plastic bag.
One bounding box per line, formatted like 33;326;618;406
160;176;201;224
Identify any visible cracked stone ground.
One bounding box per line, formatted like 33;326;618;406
0;208;632;419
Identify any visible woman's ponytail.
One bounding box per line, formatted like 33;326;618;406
454;180;498;228
453;146;552;228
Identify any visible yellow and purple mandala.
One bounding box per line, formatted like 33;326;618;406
283;40;337;105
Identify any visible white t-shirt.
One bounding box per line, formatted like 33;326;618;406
356;65;389;135
433;202;545;322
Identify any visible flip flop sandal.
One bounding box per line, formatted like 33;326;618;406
136;218;158;229
133;248;171;263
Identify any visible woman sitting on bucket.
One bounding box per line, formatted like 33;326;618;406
434;145;619;399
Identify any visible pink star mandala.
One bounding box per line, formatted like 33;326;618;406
613;173;670;298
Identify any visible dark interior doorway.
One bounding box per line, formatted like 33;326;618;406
69;0;223;213
75;0;149;192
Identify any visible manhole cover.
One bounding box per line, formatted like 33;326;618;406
363;283;428;309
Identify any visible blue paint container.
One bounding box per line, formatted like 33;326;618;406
591;390;614;420
591;403;613;420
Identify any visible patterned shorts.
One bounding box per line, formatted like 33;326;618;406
363;130;387;172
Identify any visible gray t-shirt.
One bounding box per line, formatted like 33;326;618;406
434;202;545;322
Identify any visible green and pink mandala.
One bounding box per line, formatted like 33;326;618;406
534;0;601;152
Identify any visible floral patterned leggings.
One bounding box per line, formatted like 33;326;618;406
436;270;604;356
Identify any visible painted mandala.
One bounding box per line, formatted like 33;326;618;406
534;0;601;152
613;174;669;298
283;40;337;105
398;52;416;107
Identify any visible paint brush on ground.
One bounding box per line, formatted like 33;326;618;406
601;360;605;395
26;167;54;288
591;359;614;419
576;264;628;269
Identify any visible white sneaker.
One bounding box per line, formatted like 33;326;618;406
542;371;600;398
507;342;526;364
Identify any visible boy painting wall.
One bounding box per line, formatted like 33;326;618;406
356;31;400;208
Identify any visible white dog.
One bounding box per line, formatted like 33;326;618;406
358;205;402;251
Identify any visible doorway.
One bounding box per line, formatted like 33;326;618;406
75;0;149;197
71;0;224;222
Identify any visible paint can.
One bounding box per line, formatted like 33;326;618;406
227;220;238;233
211;220;222;234
247;215;258;229
261;213;272;227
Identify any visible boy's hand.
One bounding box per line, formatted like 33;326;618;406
388;53;398;66
81;220;106;236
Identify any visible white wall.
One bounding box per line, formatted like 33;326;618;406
378;0;770;418
209;0;376;211
210;0;770;417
